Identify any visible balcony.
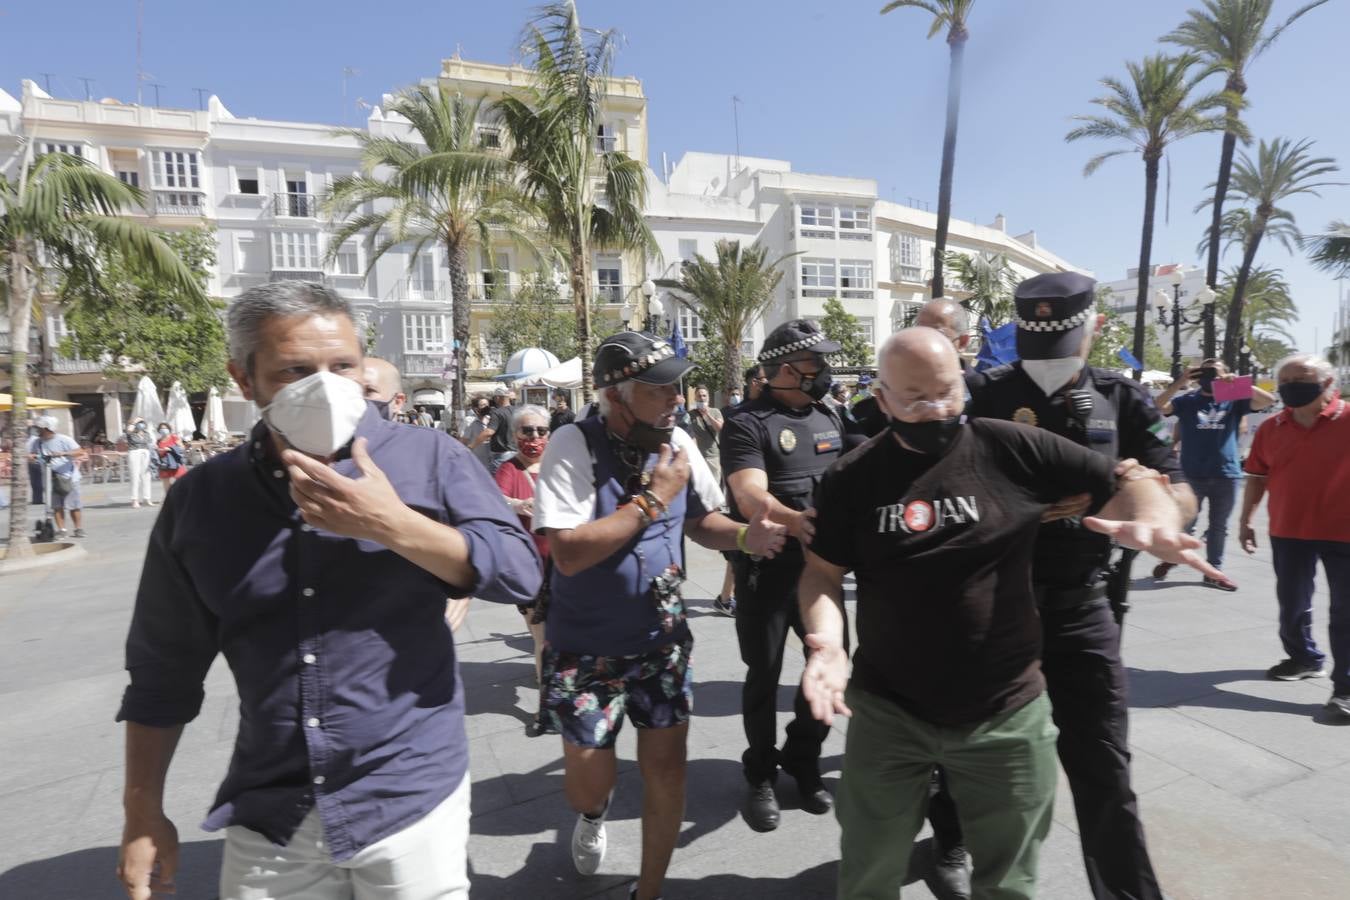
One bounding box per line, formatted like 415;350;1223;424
596;283;636;305
889;265;928;285
153;191;207;217
384;279;451;303
403;354;451;376
272;193;320;218
270;270;327;285
841;289;875;300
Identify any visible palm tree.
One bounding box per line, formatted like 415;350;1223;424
494;1;655;399
657;239;792;393
1304;220;1350;277
1164;0;1328;305
325;86;529;426
1066;54;1236;376
1191;264;1297;348
944;250;1017;325
2;150;202;557
1214;137;1339;366
881;0;975;299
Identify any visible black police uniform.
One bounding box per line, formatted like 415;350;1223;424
720;324;845;790
960;274;1175;900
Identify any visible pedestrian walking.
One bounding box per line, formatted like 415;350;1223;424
124;418;156;508
154;423;186;489
29;416;86;537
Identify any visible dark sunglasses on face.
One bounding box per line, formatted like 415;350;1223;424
517;426;550;437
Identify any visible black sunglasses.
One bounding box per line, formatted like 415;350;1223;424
517;426;551;437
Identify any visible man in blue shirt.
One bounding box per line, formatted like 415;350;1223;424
1155;358;1275;587
28;416;85;537
115;282;542;900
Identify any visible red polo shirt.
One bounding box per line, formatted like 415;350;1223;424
1244;397;1350;542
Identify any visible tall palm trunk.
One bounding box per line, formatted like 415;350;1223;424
1132;156;1162;380
7;242;35;557
569;234;594;399
1205;130;1240;289
931;28;967;299
446;239;471;436
723;331;741;404
1223;215;1267;368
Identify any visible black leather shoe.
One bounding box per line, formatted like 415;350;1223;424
792;773;833;814
742;780;780;832
931;840;971;900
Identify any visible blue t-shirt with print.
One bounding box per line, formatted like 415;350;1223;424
1171;391;1250;479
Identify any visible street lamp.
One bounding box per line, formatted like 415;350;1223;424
641;278;664;333
1239;342;1252;376
1154;271;1216;378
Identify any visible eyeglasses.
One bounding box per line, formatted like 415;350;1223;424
879;380;965;417
517;426;550;437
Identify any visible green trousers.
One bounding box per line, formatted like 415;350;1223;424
836;687;1059;900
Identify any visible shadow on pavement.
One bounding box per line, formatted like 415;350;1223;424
0;839;224;900
1128;666;1327;716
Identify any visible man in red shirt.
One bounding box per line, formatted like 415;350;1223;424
1239;353;1350;718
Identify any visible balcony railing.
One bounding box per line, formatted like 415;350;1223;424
403;354;451;376
384;279;451;303
153;191;207;217
270;269;327;285
272;192;320;218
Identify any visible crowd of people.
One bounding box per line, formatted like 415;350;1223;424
109;277;1347;900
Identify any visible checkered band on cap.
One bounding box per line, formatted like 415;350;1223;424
758;331;826;362
599;338;677;384
1015;307;1093;333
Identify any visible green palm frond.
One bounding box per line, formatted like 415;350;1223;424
879;0;974;41
1303;220;1350;277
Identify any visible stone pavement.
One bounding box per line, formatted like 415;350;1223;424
1;479;1347;900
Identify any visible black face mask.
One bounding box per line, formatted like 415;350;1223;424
1278;381;1325;409
773;361;833;402
1197;377;1216;394
614;395;675;453
889;416;962;456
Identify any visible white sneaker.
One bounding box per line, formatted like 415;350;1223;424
1328;693;1350;718
571;805;608;875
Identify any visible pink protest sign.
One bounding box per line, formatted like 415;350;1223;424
1213;375;1253;402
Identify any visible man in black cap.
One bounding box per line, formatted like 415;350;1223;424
719;318;847;831
956;271;1199;900
533;330;785;900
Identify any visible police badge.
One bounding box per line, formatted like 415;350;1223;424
1012;407;1039;427
778;428;798;453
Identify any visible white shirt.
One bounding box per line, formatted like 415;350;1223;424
535;421;725;532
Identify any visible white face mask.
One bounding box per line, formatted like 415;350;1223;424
1021;357;1084;397
261;370;367;457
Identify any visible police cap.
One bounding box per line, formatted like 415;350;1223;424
593;330;696;387
1013;272;1098;360
757;318;841;363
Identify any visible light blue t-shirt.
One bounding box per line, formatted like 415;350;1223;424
1171;391;1250;479
29;433;81;483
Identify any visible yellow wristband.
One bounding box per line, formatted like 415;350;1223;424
736;525;750;553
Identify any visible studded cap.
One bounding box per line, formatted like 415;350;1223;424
593;330;696;386
1013;272;1098;360
757;319;842;363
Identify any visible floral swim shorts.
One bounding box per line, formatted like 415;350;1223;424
541;634;694;749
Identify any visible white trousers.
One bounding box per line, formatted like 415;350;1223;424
220;775;471;900
127;448;154;502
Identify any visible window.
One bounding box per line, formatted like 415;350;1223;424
116;170;140;188
799;203;835;229
800;258;836;288
411;253;438;298
403;313;447;354
839;206;871;232
677;305;705;341
477;126;501;149
236;237;262;272
839;260;873;290
151;150;201;190
480;250;511;299
333;241;360;276
595;124;617;153
891;232;922;281
42;142;84;158
596;256;622;302
857;317;875;346
678;239;698;262
237;177;259;195
270;231;320;270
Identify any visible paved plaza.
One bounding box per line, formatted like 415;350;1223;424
1;478;1348;900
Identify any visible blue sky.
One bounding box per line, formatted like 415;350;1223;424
4;0;1347;354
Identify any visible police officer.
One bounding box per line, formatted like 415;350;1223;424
957;271;1199;900
720;319;846;832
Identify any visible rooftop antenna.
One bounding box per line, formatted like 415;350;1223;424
77;76;95;100
731;95;742;174
342;67;360;124
136;0;144;105
193;87;208;110
39;73;55;94
148;82;164;107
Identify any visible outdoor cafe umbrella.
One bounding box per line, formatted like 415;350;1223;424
130;376;165;427
165;381;196;440
202;385;230;442
102;390;124;441
0;393;79;411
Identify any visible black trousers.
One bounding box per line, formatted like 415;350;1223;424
732;551;832;784
932;594;1162;900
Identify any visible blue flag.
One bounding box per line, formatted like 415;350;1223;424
974;318;1019;372
1117;347;1144;371
670;318;689;359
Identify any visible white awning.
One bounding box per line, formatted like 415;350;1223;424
412;389;447;405
510;357;582;389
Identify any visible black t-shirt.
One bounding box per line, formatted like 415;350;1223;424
811;419;1115;726
487;405;515;454
720;395;845;527
550;408;575;432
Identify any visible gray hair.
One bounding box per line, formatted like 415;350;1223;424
514;404;549;428
227;281;355;372
1274;352;1337;387
596;380;637;419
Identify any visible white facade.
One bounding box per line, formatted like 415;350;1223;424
1100;263;1211;366
646;152;1088;364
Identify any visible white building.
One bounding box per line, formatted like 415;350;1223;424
646;152;1087;364
1099;263;1213;368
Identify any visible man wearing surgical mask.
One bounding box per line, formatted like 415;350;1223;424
961;272;1199;900
1240;353;1350;718
115;281;542;900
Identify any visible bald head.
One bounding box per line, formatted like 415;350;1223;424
915;299;971;351
363;357;406;414
876;327;966;422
